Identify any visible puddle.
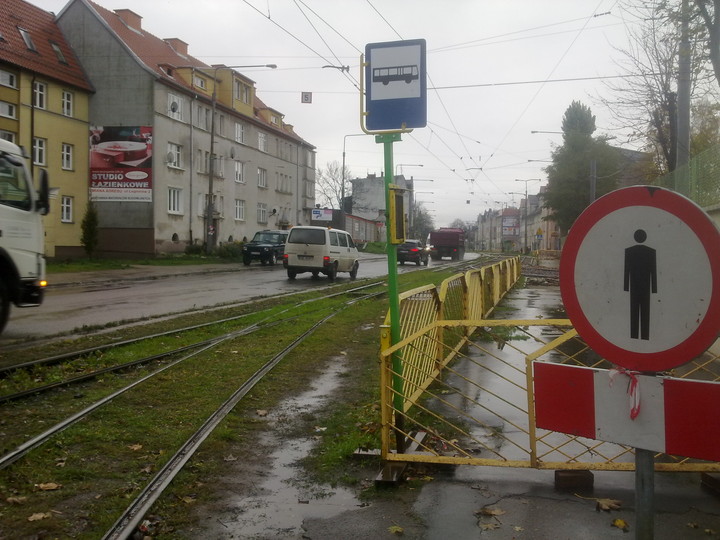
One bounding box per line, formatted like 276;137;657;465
200;362;361;539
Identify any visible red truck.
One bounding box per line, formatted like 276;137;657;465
427;228;466;261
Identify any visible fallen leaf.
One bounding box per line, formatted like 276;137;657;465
224;454;237;462
36;483;62;491
6;496;27;505
256;409;268;417
476;507;506;517
596;498;622;512
513;526;524;531
128;444;143;451
27;512;52;522
180;496;196;504
314;426;327;432
141;465;153;474
612;518;630;532
688;523;700;529
388;524;404;535
479;522;501;531
705;529;716;535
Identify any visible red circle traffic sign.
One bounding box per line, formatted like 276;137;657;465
560;186;720;371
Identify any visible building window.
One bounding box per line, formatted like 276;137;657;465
61;196;73;223
33;81;47;109
234;122;244;143
167;142;182;168
234;80;251;104
234;161;244;183
18;28;36;51
61;91;73;117
215;155;225;178
193;75;207;89
61;143;73;170
168;94;183;121
168;187;182;214
0;102;16;119
33;137;46;165
0;70;16;88
234;199;245;221
50;42;67;63
257;167;267;188
257;202;268;224
258;132;267;152
0;130;15;143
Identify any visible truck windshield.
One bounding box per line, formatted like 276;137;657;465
0;154;32;211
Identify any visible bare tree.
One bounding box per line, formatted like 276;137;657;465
315;161;351;210
695;0;720;87
603;1;717;173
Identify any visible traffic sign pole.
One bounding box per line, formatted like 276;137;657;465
635;447;655;540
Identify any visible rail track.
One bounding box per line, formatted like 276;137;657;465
0;282;387;539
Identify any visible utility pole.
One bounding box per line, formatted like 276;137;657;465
676;0;691;172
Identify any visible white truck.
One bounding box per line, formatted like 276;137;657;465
0;139;50;334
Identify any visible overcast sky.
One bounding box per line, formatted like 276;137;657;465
30;0;638;227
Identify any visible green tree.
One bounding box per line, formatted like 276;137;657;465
543;102;622;235
81;201;99;258
411;202;435;241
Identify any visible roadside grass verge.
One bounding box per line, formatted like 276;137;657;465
0;266;460;538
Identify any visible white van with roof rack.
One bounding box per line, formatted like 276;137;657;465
282;226;359;281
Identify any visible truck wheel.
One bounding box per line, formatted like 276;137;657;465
424;258;429;266
243;255;252;266
269;252;277;266
312;271;320;279
327;263;337;282
349;262;359;280
287;269;297;280
0;281;9;335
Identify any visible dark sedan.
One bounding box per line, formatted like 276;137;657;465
397;240;429;266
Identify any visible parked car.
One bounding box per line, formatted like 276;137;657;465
242;230;288;266
397;240;429;266
283;226;359;281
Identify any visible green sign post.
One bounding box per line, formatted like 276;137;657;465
362;39;427;453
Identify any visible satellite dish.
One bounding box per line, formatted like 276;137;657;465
170;101;179;113
166;152;174;163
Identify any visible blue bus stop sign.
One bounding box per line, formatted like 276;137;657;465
365;39;427;131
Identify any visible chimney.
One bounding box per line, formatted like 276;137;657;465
164;38;188;56
114;9;142;31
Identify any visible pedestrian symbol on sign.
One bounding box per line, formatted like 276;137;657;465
624;229;657;341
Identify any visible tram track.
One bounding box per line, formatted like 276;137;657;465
0;283;387;539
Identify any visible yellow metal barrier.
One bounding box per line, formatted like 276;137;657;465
379;257;720;473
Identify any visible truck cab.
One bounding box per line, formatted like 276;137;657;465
0;139;50;334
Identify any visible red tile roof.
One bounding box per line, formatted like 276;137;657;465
84;0;312;147
0;0;93;91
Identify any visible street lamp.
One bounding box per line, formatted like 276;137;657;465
515;178;541;253
342;133;366;231
200;64;277;254
395;163;423;175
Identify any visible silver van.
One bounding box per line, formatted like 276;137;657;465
283;226;359;281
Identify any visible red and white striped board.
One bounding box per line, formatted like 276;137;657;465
534;361;720;462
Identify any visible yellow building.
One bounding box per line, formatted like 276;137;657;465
0;0;93;258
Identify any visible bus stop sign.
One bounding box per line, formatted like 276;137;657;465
560;186;720;372
365;39;426;131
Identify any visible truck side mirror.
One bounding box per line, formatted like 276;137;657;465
36;169;50;215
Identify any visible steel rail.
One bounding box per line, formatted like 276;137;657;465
102;290;386;540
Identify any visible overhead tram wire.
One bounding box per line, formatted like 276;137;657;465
241;0;359;90
478;0;612;174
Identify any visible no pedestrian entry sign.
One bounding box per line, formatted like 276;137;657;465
560;185;720;372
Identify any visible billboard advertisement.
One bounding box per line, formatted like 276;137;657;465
89;126;153;202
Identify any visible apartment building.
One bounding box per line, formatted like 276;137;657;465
1;0;93;258
53;0;315;256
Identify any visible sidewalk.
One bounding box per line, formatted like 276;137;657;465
47;251;385;288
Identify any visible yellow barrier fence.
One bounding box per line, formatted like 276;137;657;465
379;257;720;473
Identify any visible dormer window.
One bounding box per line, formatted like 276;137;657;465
193;75;207;90
18;28;36;51
271;115;279;125
50;42;67;64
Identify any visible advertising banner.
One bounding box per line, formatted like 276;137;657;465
89;126;153;202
